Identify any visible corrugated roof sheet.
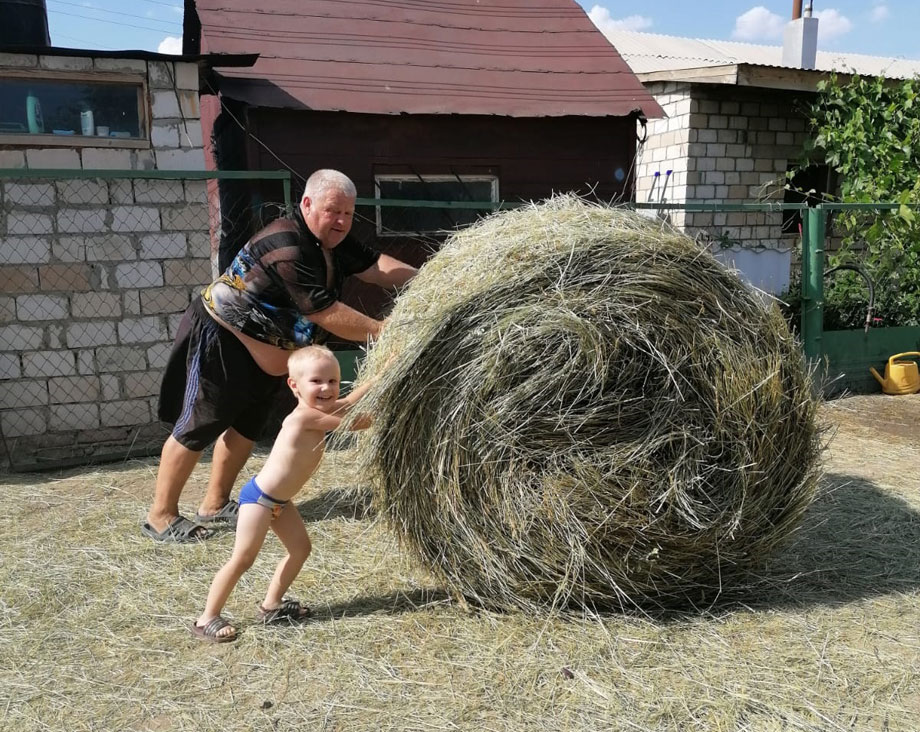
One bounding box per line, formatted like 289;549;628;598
195;0;662;117
602;29;920;80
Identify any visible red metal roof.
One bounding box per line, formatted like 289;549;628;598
196;0;662;118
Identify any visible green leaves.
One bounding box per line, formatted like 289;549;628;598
795;73;920;326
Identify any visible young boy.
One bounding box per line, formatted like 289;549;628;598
192;345;371;642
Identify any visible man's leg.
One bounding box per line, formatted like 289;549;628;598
198;427;254;517
146;434;203;533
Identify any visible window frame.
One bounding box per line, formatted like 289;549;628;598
0;68;150;149
374;174;499;237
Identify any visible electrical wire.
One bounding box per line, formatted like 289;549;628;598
202;78;441;248
54;33;117;49
45;8;179;33
48;0;181;26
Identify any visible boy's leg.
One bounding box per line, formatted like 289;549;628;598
198;428;254;518
197;503;273;633
261;503;312;611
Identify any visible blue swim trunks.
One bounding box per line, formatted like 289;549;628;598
239;477;288;519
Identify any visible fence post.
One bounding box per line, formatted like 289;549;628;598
282;172;292;211
801;206;826;360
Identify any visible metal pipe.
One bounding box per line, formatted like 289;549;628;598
802;207;826;361
792;0;803;20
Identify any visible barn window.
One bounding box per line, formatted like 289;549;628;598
374;175;499;236
0;70;147;147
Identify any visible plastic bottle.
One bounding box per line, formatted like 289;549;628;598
80;109;94;137
26;91;44;134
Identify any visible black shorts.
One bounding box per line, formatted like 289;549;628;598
158;298;286;451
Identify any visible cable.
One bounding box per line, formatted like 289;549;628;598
164;61;195;149
45;8;179;33
54;33;116;49
202;77;440;248
48;0;181;26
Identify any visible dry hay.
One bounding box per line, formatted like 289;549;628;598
353;196;822;613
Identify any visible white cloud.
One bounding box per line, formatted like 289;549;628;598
587;5;652;35
814;9;853;41
870;3;890;23
732;6;784;41
157;36;183;55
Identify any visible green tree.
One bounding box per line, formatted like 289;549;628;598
795;73;920;327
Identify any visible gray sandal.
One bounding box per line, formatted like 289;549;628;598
195;499;240;527
141;516;211;543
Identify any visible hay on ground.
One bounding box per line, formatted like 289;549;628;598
352;196;822;613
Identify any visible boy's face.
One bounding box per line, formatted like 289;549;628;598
290;355;341;412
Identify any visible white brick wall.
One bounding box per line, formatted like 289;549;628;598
66;321;118;348
140;233;187;259
57;208;107;233
0;53;214;464
0;236;52;264
115;262;164;288
22;350;75;377
118;317;167;343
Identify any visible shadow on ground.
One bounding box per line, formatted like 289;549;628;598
296;487;372;522
720;471;920;612
295;472;920;620
312;588;454;620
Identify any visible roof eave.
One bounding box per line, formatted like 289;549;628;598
636;63;852;93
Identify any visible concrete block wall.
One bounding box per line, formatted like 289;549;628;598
681;86;811;252
0;53;211;469
635;83;815;292
635;82;693;229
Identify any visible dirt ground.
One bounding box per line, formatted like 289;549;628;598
0;393;918;731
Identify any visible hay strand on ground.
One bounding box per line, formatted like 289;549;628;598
353;196;822;613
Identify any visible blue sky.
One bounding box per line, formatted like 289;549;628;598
45;1;920;60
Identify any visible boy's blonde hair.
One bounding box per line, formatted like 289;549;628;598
288;345;338;377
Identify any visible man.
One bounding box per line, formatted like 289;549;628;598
142;169;417;542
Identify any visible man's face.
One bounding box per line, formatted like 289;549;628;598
301;188;355;249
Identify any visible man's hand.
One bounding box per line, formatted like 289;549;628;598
355;254;418;289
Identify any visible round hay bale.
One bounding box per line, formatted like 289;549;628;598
354;196;821;613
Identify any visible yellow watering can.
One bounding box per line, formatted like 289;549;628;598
869;352;920;395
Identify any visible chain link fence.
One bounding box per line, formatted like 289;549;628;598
0;169;291;471
7;176;908;471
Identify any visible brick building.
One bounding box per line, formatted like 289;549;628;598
0;46;235;468
601;29;920;294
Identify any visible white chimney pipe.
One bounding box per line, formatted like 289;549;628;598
783;1;818;69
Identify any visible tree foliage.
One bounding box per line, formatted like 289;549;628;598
796;73;920;327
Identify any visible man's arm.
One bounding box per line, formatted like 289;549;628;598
308;301;383;342
354;253;418;288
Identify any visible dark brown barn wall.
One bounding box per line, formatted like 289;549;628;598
250;111;636;202
242;109;637;324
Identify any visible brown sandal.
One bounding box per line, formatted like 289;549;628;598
257;598;312;624
190;615;238;643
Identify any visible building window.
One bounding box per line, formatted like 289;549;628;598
0;71;147;146
375;175;499;236
783;164;833;235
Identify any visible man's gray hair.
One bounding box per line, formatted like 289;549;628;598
303;169;356;201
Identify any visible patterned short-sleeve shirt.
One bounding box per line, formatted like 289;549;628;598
202;210;380;350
